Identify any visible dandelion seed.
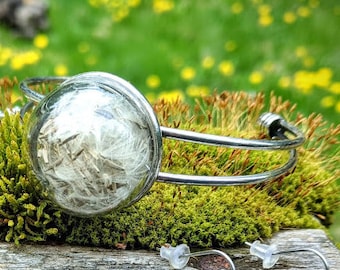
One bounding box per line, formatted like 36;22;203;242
35;88;153;215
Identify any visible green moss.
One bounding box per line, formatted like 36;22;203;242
0;79;339;248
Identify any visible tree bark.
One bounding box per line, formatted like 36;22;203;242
1;229;339;269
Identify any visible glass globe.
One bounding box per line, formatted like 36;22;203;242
26;72;162;216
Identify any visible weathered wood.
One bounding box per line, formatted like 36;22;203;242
0;229;339;269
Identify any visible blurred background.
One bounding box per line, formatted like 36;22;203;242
0;0;339;241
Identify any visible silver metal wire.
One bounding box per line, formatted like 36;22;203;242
185;249;236;270
273;248;330;270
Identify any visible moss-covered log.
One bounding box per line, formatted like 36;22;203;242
0;77;339;250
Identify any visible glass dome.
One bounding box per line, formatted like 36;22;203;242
27;72;162;216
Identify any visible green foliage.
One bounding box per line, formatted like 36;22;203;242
0;112;62;245
0;80;339;248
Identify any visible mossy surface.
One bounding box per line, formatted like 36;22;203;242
0;78;339;249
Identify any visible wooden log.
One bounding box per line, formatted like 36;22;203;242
0;229;339;269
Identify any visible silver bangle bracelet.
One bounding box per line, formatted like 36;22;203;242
19;71;305;216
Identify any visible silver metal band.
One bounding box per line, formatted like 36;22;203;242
20;75;305;187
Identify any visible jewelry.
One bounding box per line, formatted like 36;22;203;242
20;72;305;216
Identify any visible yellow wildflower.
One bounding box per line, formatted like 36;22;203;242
23;51;41;65
0;47;12;66
186;85;209;97
128;0;141;7
249;71;264;85
153;0;174;14
180;67;196;81
295;46;308;58
109;0;124;8
313;68;333;88
218;60;234;77
336;101;340;113
231;2;244;14
297;6;311;17
283;11;296;24
293;70;314;93
10;56;25;70
158;89;184;102
33;34;49;49
257;4;271;15
113;7;129;22
201;56;215;69
278;76;291;88
259;14;273;26
320;96;335;108
146;74;161;89
329;82;340;94
54;64;68;76
9;50;40;70
88;0;100;7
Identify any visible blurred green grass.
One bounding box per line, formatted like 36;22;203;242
0;0;339;241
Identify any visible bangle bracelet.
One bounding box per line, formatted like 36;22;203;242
20;72;305;216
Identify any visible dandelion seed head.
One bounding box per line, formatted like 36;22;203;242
28;73;161;216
